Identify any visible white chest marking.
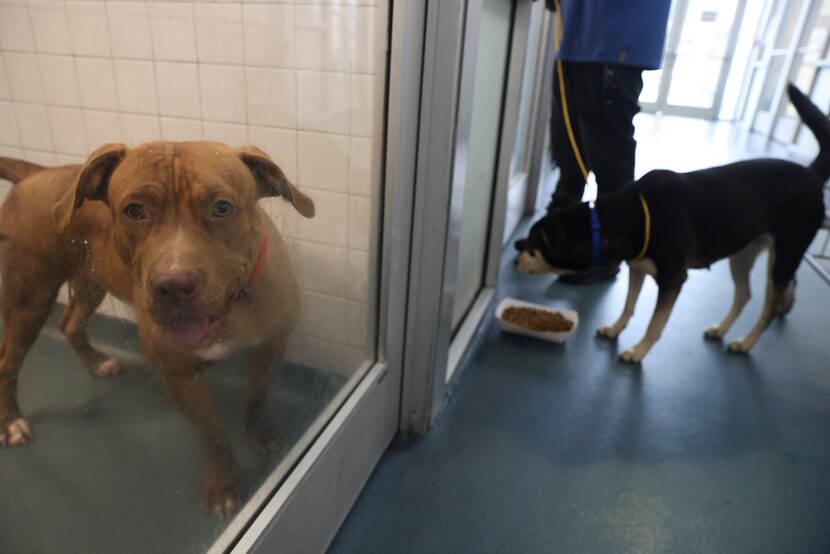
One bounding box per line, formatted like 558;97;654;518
193;337;264;361
628;258;657;277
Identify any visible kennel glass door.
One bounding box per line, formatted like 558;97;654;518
450;0;513;333
0;1;387;552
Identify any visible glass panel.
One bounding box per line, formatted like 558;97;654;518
0;1;384;552
665;0;739;109
510;1;545;180
451;0;512;331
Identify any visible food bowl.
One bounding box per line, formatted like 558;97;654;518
495;297;579;343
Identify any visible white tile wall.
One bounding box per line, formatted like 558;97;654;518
0;0;382;376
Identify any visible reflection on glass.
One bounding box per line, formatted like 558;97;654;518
0;1;381;552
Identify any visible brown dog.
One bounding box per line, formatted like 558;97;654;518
0;142;315;516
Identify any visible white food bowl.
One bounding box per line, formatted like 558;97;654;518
495;298;579;344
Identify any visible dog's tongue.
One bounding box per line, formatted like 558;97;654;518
160;317;214;348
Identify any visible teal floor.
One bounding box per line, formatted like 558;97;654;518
0;313;345;553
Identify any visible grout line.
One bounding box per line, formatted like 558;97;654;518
140;0;164;142
0;49;377;76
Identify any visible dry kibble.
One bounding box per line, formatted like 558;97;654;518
502;306;573;333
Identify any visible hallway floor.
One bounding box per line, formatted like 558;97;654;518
328;115;830;553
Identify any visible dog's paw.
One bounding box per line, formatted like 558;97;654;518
704;325;725;340
596;325;621;339
727;339;752;354
0;418;32;447
619;347;645;364
205;478;240;518
93;357;126;378
247;418;282;454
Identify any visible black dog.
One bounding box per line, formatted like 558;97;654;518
516;84;828;363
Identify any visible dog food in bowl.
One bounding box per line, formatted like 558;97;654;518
496;298;579;343
501;306;574;332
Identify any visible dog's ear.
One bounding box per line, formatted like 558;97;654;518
238;146;315;219
52;143;127;233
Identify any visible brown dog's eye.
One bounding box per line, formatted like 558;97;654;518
212;200;234;217
124;204;145;220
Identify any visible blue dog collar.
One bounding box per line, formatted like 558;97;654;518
589;202;601;267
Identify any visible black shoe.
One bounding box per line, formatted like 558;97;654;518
557;265;620;285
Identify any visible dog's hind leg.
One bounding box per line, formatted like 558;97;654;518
58;279;124;378
597;265;646;339
705;236;768;339
0;282;61;447
728;233;813;354
245;336;288;454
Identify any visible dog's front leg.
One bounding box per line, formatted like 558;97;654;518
597;265;646;339
245;337;287;454
161;368;239;517
619;275;685;363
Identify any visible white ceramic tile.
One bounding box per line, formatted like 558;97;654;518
350;73;373;137
0;101;21;146
347;248;368;301
3;53;44;103
296;70;349;134
299;336;353;375
75;57;118;110
194;3;244;64
348;136;371;196
161;117;202;141
293;0;378;5
0;57;9;100
107;2;153;59
348;195;370;251
202;121;247;146
297;131;347;193
154;62;200;119
114;60;158;115
298;190;346;247
0;2;35;52
149;3;197;62
83;109;122;148
48;106;87;155
15;103;53;151
346;300;367;348
246;67;295;128
66;1;111;57
297;291;348;343
23;148;56;166
247;125;297;183
300;242;347;297
28;1;73;55
39;55;81;107
0;145;24;160
242;4;294;69
56;153;86;165
295;5;351;72
353;7;375;74
200;64;247;124
121;113;161;146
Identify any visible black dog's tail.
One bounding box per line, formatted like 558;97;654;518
788;83;830;182
0;156;46;185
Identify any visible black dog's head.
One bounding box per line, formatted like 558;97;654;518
514;209;594;274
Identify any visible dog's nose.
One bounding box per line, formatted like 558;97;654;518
152;272;200;304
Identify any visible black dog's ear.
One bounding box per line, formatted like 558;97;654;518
514;238;528;252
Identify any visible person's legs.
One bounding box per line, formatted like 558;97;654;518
578;63;644;198
556;63;643;285
548;60;589;212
